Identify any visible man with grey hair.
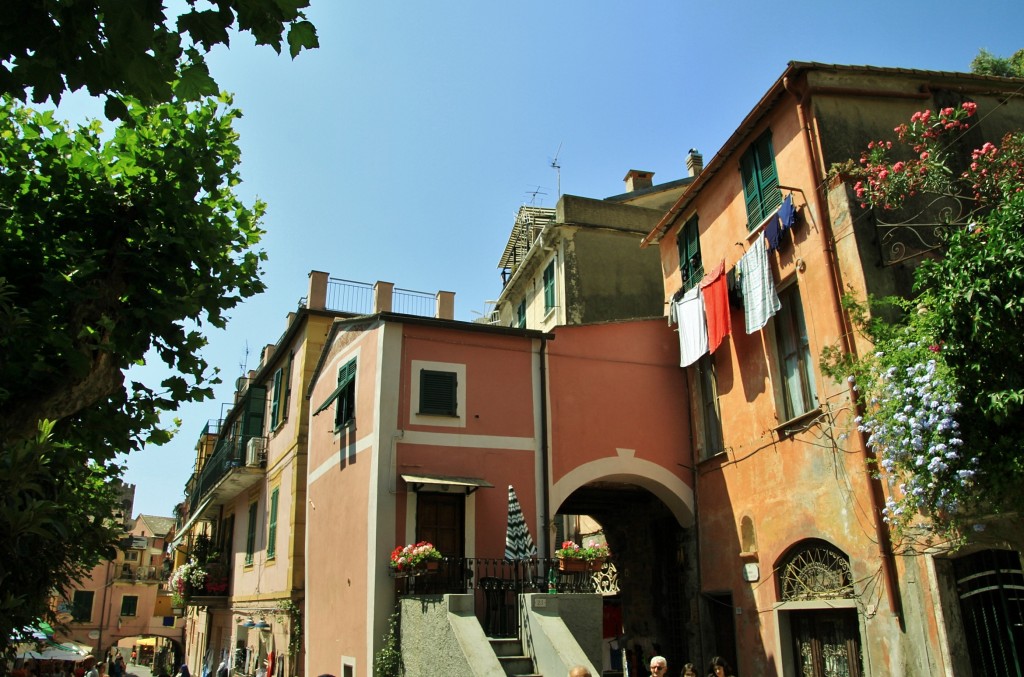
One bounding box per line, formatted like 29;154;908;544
568;666;592;677
649;655;668;675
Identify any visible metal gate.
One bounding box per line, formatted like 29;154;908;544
953;548;1024;676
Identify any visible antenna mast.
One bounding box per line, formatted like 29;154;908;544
550;142;562;198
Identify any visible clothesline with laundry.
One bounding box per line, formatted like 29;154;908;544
668;194;799;368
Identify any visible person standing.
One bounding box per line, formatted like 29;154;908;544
84;657;99;677
650;656;668;676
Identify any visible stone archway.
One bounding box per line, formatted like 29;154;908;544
552;456;698;675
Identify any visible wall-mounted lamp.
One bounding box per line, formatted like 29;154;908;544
253;620;270;630
241;619;255;628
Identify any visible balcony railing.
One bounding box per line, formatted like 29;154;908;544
191;434;266;507
393;557;616;639
117;564;163;582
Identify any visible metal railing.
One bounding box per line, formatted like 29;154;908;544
393;557;612;639
117;564;163;581
325;278;374;314
190;434;265;506
393;287;435;316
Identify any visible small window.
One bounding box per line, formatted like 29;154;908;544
120;595;139;617
72;590;94;622
245;501;258;566
419;370;457;416
516;298;526;328
676;214;704;293
543;261;556;312
335;359;357;430
741;130;783;229
267;488;279;560
270;368;283;429
124;550;139;562
774;286;817;421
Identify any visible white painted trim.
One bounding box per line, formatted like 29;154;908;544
400;429;535;450
409;360;466;428
340;655;355;677
307;434;374;485
551;455;695;528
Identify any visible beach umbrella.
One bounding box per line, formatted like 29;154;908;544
504;485;537;561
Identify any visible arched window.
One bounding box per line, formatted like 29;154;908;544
778;540;854;601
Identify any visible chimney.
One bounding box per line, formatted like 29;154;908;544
623;169;654;192
373;281;394;313
307;270;328;310
686;149;703;177
435;291;455;320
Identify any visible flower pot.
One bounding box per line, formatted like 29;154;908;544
558;557;604;572
424;560;440;572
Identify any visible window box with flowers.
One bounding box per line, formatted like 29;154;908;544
555;540;610;572
389;541;442;575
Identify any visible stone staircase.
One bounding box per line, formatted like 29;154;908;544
490;637;539;677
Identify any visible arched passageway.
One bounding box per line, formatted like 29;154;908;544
556;481;699;675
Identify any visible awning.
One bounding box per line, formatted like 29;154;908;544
400;473;494;495
168;496;215;549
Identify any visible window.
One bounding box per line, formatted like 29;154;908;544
267;488;279;560
124;550;139;562
677;214;704;292
696;354;723;459
270;355;294;430
775;286;817;420
419;370;457;416
516;298;526;328
740;130;783;229
72;590;94;622
245;501;258;566
120;595;139;617
542;261;556;313
334;359;356;430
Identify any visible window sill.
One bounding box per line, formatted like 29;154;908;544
774;407;822;435
334;419;355;434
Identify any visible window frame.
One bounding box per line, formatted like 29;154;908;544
676;214;704;293
120;594;139;617
516;298;526;328
740;130;783;230
418;369;458;416
269;365;285;430
334;358;357;431
266;487;279;561
245;501;258;566
696;354;724;459
542;260;556;313
72;590;94;623
773;285;818;422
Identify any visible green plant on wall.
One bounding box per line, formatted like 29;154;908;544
275;600;303;665
373;611;402;677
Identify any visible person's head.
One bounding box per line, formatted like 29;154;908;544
650;656;667;675
708;656;731;677
681;662;697;677
568;667;592;677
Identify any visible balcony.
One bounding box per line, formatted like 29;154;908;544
117;564;163;582
176;562;230;610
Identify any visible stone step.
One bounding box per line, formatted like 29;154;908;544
497;655;535;677
488;637;524;657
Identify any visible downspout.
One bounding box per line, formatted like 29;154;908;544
539;336;551;557
97;559;114;660
784;74;905;626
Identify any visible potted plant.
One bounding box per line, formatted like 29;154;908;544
389;541;442;573
168;559;208;606
555;539;610;572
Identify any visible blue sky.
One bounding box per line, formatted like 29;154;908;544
61;0;1021;517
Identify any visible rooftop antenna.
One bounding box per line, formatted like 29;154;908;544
526;185;548;205
549;141;563;198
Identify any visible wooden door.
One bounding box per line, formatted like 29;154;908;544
791;609;862;677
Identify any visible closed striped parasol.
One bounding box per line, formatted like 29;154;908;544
504;484;538;561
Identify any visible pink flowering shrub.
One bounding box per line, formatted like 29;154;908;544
555;539;610;560
389;541;442;570
847;100;1024;213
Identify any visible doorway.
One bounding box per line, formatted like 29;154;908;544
790;609;862;677
415;492;464;558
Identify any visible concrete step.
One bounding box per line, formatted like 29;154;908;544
489;637;524;657
497;655;535;677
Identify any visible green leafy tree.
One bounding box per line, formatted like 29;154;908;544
0;1;318;114
0;92;266;651
970;48;1024;78
829;100;1024;540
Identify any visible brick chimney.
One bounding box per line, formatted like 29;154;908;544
623;169;654;192
686;149;703;177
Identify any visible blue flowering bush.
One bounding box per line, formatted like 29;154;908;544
824;296;981;538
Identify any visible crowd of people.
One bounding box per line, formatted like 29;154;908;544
568;654;737;677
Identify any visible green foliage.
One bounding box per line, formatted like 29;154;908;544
970;48;1024;78
0;93;267;653
0;421;121;657
373;611;403;677
0;1;319;111
827;103;1024;539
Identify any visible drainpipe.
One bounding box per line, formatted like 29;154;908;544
97;560;114;661
783;74;905;626
539;336;551;557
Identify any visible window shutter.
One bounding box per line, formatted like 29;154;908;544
757;135;783;216
420;370;457;415
270;368;283;428
741;151;761;226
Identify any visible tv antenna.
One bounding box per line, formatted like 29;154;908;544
549;142;563;198
525;185;548;206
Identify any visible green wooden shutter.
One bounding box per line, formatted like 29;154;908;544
267;488;279;560
335;359;357;429
245;502;258;565
270;368;283;429
741;150;761;226
757;134;783;216
420;370;457;415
